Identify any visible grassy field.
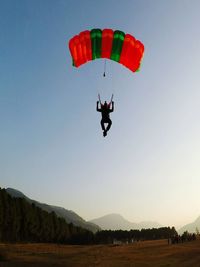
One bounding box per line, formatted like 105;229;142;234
0;239;200;267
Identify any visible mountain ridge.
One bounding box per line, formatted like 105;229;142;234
7;188;199;234
178;216;200;234
89;213;162;230
6;188;100;233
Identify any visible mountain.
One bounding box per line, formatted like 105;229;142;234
6;188;100;233
178;216;200;235
89;213;162;230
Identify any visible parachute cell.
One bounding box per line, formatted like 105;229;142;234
68;28;144;72
111;30;125;62
101;29;114;59
91;29;102;59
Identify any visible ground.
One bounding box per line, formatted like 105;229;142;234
0;239;200;267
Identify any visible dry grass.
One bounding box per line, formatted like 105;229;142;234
0;239;200;267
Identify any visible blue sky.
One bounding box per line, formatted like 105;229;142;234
1;0;200;228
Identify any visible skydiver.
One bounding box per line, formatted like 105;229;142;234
96;100;114;137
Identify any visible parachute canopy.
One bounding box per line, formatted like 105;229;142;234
69;29;145;73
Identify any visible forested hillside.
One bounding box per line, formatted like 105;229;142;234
0;188;93;244
6;188;100;233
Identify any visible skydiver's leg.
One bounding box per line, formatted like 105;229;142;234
101;120;107;137
100;120;106;131
106;119;112;132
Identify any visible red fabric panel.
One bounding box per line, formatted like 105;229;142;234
120;34;144;72
69;31;92;67
69;35;80;67
79;30;92;63
132;40;144;71
101;29;114;58
83;31;92;62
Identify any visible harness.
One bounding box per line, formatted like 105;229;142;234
98;93;114;108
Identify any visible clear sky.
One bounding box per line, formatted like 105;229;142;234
1;0;200;229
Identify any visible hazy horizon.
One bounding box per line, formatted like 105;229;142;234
3;186;198;230
1;0;200;229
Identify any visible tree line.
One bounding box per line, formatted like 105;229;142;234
0;188;93;244
95;228;178;244
0;188;183;245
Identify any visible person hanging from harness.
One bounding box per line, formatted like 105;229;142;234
96;94;114;137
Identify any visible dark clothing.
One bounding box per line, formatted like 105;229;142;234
96;103;114;118
101;118;112;132
96;102;114;134
97;105;113;120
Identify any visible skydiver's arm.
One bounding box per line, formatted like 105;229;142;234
96;101;101;112
110;101;114;112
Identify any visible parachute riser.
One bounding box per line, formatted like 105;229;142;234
98;93;114;105
98;93;102;105
103;59;106;77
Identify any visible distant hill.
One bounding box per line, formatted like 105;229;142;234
6;188;100;233
178;216;200;235
89;213;162;230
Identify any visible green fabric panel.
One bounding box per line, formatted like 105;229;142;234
90;29;102;60
111;30;125;62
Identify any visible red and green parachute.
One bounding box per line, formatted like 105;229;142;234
69;29;144;73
